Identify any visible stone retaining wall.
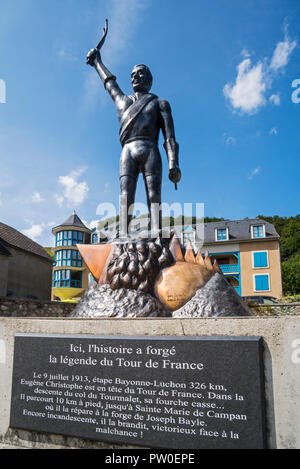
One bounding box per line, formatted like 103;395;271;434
0;297;76;318
1;296;299;319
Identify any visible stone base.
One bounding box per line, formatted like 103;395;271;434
71;283;169;318
71;273;251;319
173;273;251;318
1;316;300;449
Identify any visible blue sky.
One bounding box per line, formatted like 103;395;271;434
0;0;299;246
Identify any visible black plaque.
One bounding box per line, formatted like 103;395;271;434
10;334;266;449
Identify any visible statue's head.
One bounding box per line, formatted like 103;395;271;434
131;64;153;93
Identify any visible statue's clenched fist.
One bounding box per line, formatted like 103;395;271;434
86;48;101;66
169;166;182;184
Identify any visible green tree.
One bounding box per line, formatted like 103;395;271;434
281;253;300;295
258;215;300;295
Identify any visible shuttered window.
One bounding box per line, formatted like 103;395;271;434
254;274;269;291
253;251;268;268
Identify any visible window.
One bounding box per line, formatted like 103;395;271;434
252;225;265;239
53;270;82;288
92;234;98;244
54;250;82;267
254;274;270;292
70;270;82;288
53;269;70;287
216;228;228;241
182;227;195;246
253;251;268;268
55;230;84;247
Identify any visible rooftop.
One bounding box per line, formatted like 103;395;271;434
93;218;280;243
174;218;280;244
0;222;53;262
52;212;91;232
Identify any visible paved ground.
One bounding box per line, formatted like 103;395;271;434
0;443;29;449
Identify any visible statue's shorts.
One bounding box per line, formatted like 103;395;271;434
120;139;162;180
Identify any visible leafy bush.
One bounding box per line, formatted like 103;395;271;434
258;215;300;295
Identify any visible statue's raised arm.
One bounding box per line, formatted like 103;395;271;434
86;20;129;117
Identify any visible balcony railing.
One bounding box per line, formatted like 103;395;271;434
219;264;240;274
53;280;82;288
54;260;83;267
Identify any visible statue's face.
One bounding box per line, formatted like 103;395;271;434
131;66;151;92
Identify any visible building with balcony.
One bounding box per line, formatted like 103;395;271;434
173;219;282;298
51;212;91;301
90;218;282;299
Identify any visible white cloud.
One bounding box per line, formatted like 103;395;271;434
224;24;296;115
270;32;297;71
54;168;89;208
222;133;237;145
223;58;267;114
248;167;261;180
54;194;64;208
22;224;44;241
31;192;44;203
270;127;278;135
269;94;280;106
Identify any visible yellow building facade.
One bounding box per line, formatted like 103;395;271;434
51;213;91;301
239;240;282;298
